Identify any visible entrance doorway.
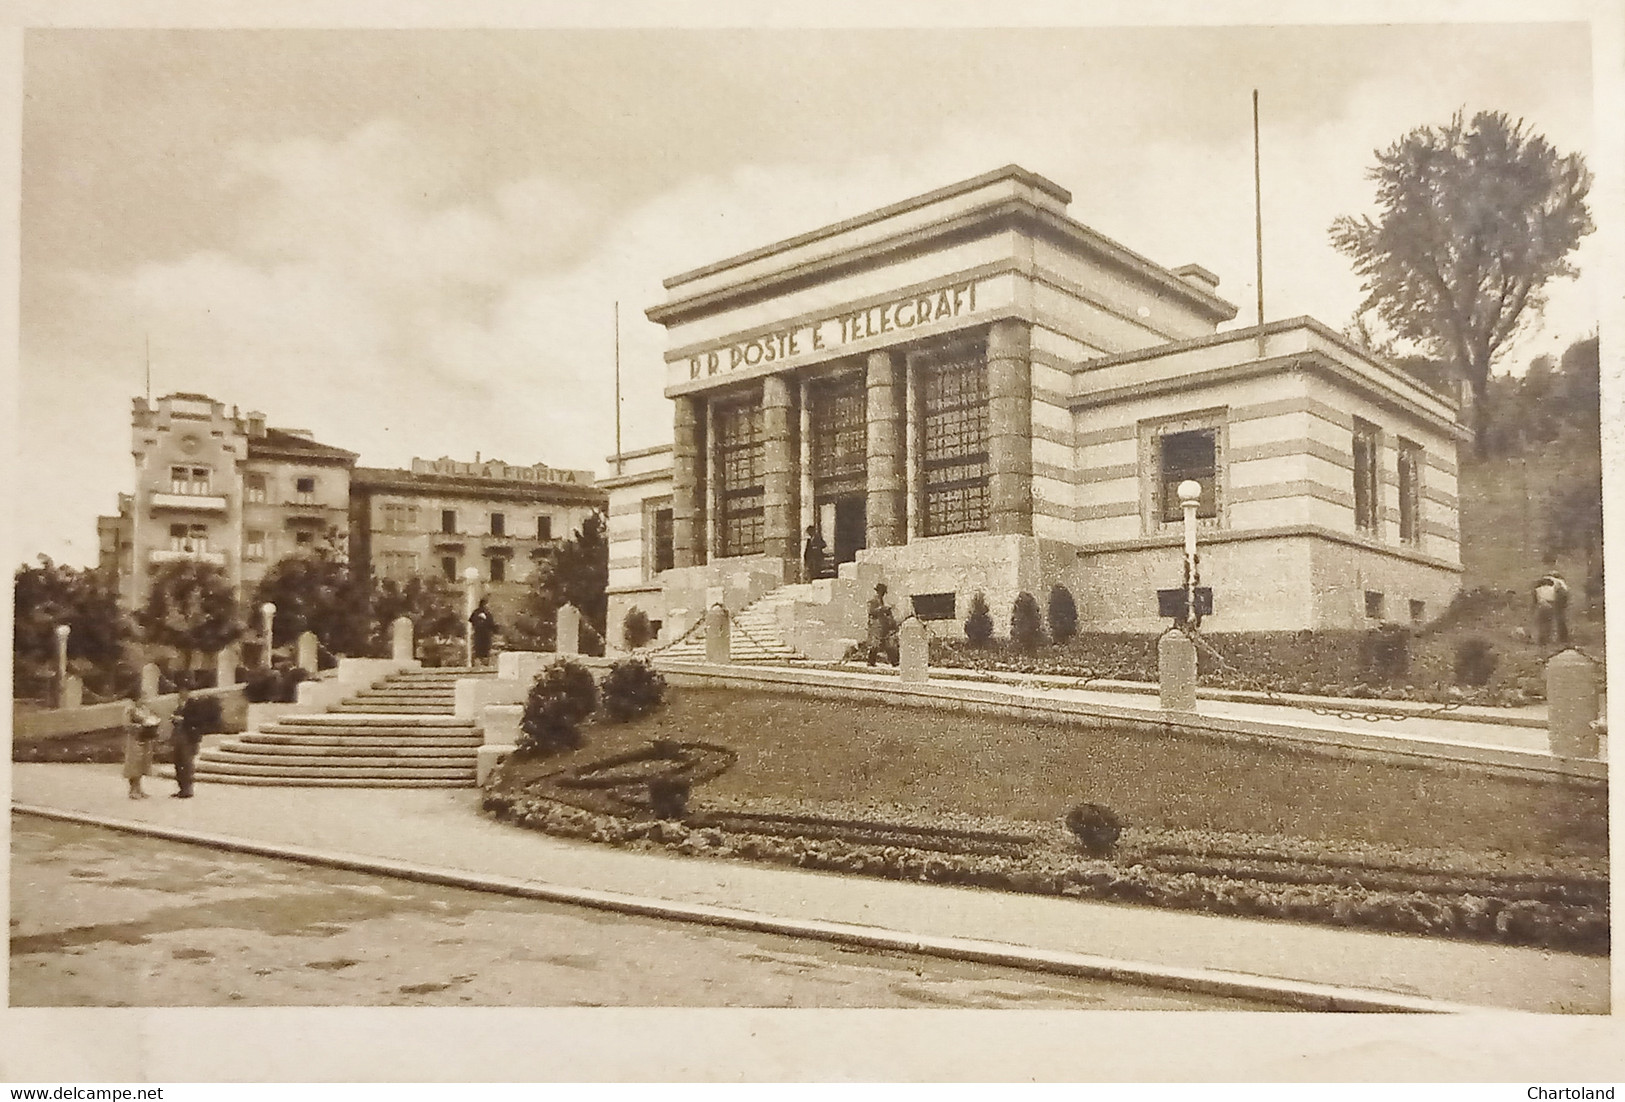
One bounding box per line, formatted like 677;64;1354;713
831;494;866;569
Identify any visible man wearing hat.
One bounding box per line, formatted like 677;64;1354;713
865;583;899;667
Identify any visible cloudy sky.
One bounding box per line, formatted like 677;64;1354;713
17;20;1601;567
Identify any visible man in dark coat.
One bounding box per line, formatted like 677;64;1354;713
170;688;201;799
469;598;499;665
865;583;899;667
802;525;827;583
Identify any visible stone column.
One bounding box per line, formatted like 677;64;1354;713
866;350;905;548
904;354;921;539
987;318;1034;536
1547;649;1601;759
391;616;414;663
557;604;581;656
671;396;704;568
704;604;731;665
899;618;928;683
215;645;240;688
705;400;719;560
798;377;815;547
296;631;320;674
761;373;797;567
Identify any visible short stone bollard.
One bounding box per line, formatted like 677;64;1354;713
1546;648;1601;759
296;631;320;674
140;662;161;700
58;675;83;710
215;645;240;688
556;604;582;656
704;605;731;665
899;618;928;683
1158;629;1197;712
391;616;414;663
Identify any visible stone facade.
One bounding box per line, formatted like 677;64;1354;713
605;165;1467;642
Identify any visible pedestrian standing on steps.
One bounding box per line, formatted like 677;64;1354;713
865;583;899;667
1533;568;1571;647
469;597;498;667
170;686;201;799
802;525;826;584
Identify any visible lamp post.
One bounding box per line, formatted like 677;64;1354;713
54;624;70;702
260;602;276;668
463;566;482;668
1178;479;1202;629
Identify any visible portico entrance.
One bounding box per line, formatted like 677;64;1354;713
808;372;867;577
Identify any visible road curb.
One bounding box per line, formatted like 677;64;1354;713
14;802;1492;1014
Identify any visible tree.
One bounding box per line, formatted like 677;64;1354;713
138;559;241;673
1047;584;1078;645
963;592;993;648
252;548;368;656
13;557;131;669
1010;591;1044;653
368;573;462;654
513;511;609;654
1330;110;1592;453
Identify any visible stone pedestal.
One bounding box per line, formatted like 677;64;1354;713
215;645;240;688
391;616;414;663
1546;649;1601;759
58;675;83;710
557;605;582;656
704;605;731;665
296;631;320;674
1158;630;1197;712
140;663;161;700
899;618;928;683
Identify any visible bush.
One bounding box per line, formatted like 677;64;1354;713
600;658;668;723
1360;624;1411;683
1454;636;1500;687
1064;802;1124;856
1047;585;1078;645
649;777;691;820
622;607;656;650
242;665;308;704
964;592;994;648
519;659;598;754
1010;592;1044;653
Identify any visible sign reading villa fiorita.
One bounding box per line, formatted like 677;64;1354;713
684;278;983;378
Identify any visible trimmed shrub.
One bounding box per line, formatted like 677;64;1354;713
1360;624;1411;683
649;777;691;820
1064;802;1125;856
519;659;598;755
242;665;306;704
964;592;994;648
1047;585;1078;645
1454;637;1500;687
1010;592;1044;653
600;658;668;723
622;607;656;650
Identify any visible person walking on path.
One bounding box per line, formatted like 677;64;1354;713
802;525;827;584
122;694;161;799
469;598;499;667
170;688;202;799
1533;569;1571;647
865;583;899;667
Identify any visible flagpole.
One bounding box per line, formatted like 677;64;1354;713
614;301;623;476
1253;89;1265;331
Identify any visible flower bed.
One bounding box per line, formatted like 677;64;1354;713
482;783;1609;955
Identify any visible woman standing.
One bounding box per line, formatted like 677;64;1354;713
122;695;161;799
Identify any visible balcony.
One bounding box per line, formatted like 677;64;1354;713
150;492;228;513
149;548;226;566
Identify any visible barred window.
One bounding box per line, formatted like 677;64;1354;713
810;374;867;486
1353;419;1380;534
918;340;989;536
1398;439;1423;545
714;395;764;557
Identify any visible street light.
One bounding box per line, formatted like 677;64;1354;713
54;624;70;697
462;566;482;668
260;602;276;668
1178;479;1202;629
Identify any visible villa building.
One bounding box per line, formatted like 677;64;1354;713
605;165;1467;653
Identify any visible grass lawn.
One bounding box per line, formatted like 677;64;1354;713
498;686;1606;861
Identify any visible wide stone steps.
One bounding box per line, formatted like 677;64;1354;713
657;585;813;663
195;665;494;788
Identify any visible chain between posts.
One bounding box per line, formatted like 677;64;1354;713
1183;624;1467;723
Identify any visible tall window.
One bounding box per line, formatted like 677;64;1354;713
170;523;208;553
245;530;266;561
810;374;866;488
294;475;316;504
442;556;457;580
1353;419;1380;534
489;556;506;583
245;473;266;503
170;466;210;495
1158;429;1219;523
490;512;506;536
442;509;457;534
918;341;989;536
653;507;675;575
536;515;552;541
714;395;764;557
1398;439;1423;545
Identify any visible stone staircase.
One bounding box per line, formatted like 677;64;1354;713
194;667;496;788
656;583;823;663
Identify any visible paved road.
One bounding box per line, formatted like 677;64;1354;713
11;816;1279;1009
